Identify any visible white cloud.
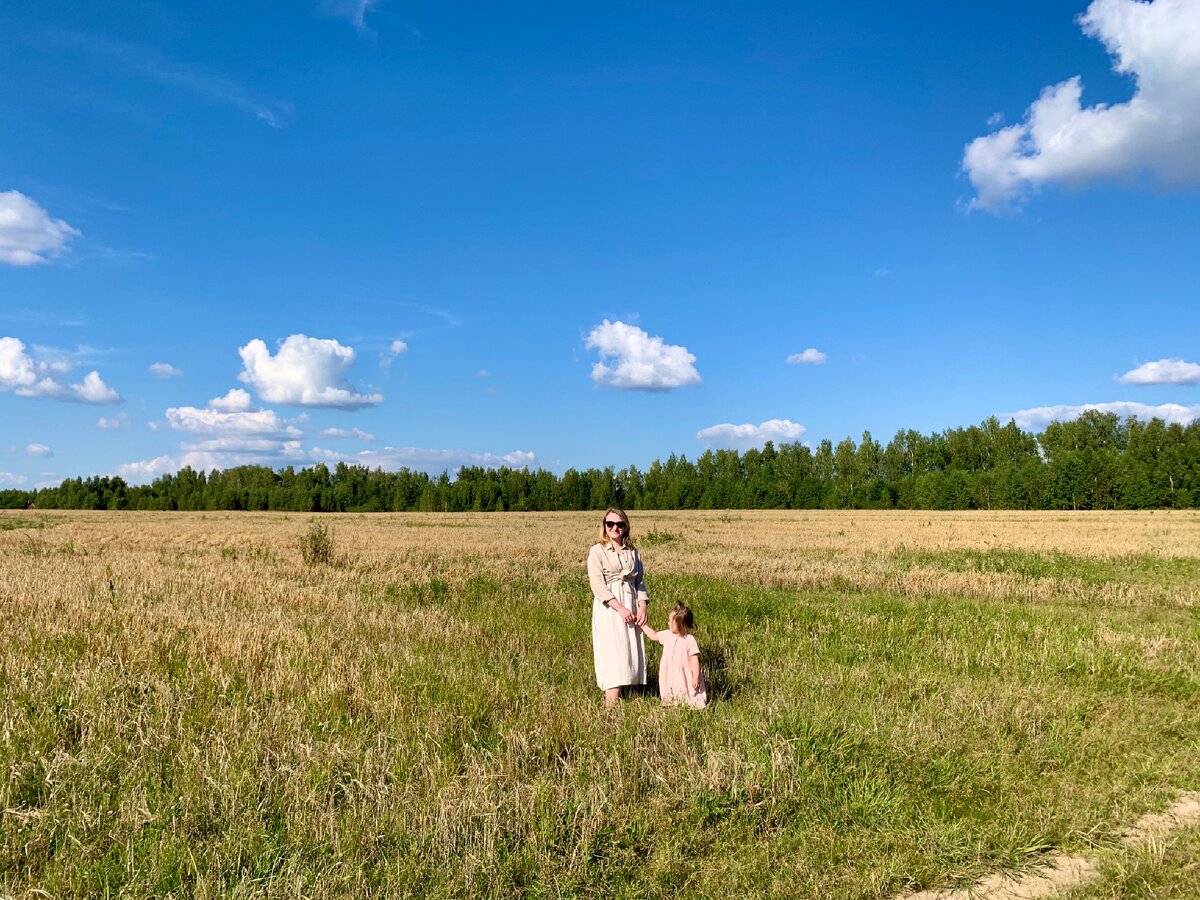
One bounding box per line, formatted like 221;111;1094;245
0;191;79;265
312;445;537;474
696;419;807;450
1116;358;1200;385
381;339;408;368
1005;401;1200;431
97;413;131;429
115;456;178;482
0;336;122;404
208;388;253;412
26;443;53;457
238;334;383;408
0;471;28;487
166;405;301;438
72;371;122;404
786;348;827;365
585;320;700;391
149;362;182;378
964;0;1200;211
318;427;377;440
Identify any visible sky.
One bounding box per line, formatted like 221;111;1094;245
2;0;1199;488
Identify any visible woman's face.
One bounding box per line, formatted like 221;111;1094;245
604;514;628;542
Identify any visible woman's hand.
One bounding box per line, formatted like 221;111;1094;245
617;605;636;625
635;600;648;626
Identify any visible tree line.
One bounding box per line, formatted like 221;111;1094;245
4;412;1198;513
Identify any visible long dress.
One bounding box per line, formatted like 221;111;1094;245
653;632;707;709
587;542;648;690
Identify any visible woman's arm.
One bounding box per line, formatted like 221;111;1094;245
587;546;616;605
588;545;635;624
633;550;649;626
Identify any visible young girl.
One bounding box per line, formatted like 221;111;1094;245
640;602;707;709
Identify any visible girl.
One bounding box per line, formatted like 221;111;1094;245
641;602;707;709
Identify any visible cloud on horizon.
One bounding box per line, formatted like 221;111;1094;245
311;444;537;475
696;418;807;450
964;0;1200;211
1003;400;1200;431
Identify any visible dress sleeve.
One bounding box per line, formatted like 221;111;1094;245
685;635;701;657
587;545;613;603
633;549;649;603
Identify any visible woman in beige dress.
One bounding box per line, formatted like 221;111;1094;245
587;507;649;707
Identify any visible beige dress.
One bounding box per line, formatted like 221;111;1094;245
587;542;648;690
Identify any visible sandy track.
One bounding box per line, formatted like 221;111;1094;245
899;791;1200;899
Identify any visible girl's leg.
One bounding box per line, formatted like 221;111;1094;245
604;687;621;708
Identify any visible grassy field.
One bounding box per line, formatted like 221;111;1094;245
2;509;1199;898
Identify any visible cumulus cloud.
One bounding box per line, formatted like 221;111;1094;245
311;445;537;475
115;456;179;482
239;334;383;408
786;348;827;365
26;443;53;457
208;388;253;412
166;404;301;438
97;413;131;429
1004;401;1200;431
149;362;182;378
585;320;700;391
318;427;377;440
72;371;122;404
118;405;305;483
0;336;123;404
964;0;1200;211
1116;358;1200;385
0;191;79;265
696;418;807;450
0;471;28;486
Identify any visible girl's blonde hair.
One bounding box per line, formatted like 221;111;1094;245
599;507;634;547
669;602;694;635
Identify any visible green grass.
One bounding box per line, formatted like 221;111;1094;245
4;547;1200;897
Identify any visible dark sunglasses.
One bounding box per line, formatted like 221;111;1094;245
604;520;626;529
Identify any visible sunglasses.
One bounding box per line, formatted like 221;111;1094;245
604;520;626;529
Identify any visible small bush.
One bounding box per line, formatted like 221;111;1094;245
640;529;680;547
299;521;335;565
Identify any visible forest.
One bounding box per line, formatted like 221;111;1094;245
5;411;1199;512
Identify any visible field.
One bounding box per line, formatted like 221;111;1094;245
3;509;1200;899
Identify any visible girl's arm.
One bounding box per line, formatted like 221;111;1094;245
639;622;662;641
686;639;702;693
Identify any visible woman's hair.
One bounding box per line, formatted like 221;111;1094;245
668;602;694;635
599;507;633;547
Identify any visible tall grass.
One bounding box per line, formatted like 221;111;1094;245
2;510;1199;897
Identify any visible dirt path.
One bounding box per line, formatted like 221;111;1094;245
898;791;1200;900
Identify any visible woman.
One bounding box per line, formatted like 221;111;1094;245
587;507;649;707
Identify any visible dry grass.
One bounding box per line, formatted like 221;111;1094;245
2;509;1199;898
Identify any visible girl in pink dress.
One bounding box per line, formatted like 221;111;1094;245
640;603;707;709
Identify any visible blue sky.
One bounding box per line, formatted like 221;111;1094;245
3;0;1199;488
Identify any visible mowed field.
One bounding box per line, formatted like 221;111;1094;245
3;509;1200;899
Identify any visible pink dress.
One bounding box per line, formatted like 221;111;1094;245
653;632;707;709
